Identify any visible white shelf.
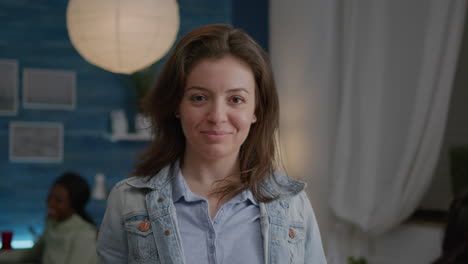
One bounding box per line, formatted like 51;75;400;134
109;110;152;142
109;133;152;142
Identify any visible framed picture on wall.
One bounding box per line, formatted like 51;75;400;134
9;122;64;163
22;68;76;110
0;59;18;115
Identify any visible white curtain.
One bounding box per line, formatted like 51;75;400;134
329;0;466;234
270;0;466;263
328;1;466;262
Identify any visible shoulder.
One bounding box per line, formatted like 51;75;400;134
289;191;310;206
73;224;97;242
106;175;169;218
111;164;174;193
71;215;97;234
109;176;154;201
112;176;147;191
261;171;306;199
287;191;315;219
266;190;317;225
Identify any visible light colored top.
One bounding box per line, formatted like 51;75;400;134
172;169;263;264
97;163;327;263
0;214;97;264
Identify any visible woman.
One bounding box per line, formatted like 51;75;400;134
433;191;468;264
0;172;98;264
97;24;327;264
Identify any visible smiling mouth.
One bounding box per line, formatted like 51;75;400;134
201;131;231;135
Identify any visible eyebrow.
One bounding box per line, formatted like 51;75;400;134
186;86;250;94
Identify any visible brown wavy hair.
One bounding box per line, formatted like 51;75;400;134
133;24;280;202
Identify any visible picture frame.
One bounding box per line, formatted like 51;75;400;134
22;68;76;110
0;59;18;115
9;121;64;163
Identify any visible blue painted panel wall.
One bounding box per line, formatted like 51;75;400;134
232;0;269;52
0;0;235;247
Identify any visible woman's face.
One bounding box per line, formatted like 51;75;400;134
178;56;257;161
47;183;74;221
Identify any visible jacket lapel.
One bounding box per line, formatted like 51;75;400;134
261;199;291;264
143;165;185;264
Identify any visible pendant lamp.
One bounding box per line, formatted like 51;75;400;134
66;0;179;74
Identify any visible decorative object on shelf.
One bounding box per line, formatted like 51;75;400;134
135;113;151;137
110;109;128;137
91;173;107;200
109;110;151;142
66;0;180;74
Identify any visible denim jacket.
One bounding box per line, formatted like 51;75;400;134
96;164;327;264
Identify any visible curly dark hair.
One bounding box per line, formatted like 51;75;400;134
54;172;94;225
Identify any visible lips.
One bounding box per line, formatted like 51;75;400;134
200;130;232;142
201;130;231;135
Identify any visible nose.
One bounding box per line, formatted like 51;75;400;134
206;100;227;124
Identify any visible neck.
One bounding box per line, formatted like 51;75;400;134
181;151;241;189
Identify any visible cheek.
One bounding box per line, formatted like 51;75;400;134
179;111;203;134
234;112;255;129
58;202;69;211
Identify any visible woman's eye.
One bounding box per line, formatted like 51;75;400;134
231;96;245;104
190;95;206;102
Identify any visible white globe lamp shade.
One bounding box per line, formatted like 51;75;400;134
66;0;180;74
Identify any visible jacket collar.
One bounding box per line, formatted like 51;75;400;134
260;171;306;199
125;163;176;190
126;162;306;199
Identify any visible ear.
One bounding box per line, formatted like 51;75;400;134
252;115;257;123
175;111;180;118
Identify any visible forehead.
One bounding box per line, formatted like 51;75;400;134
185;56;255;93
49;184;69;198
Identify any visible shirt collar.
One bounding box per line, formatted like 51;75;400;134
172;167;204;203
238;188;259;206
172;167;186;203
172;166;258;206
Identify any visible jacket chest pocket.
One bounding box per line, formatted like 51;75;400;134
288;224;305;264
125;217;159;264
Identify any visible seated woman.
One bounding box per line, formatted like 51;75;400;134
433;191;468;264
0;172;98;264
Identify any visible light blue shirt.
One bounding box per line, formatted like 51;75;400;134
172;169;264;264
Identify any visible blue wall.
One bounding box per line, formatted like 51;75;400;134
0;0;267;248
232;0;269;52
